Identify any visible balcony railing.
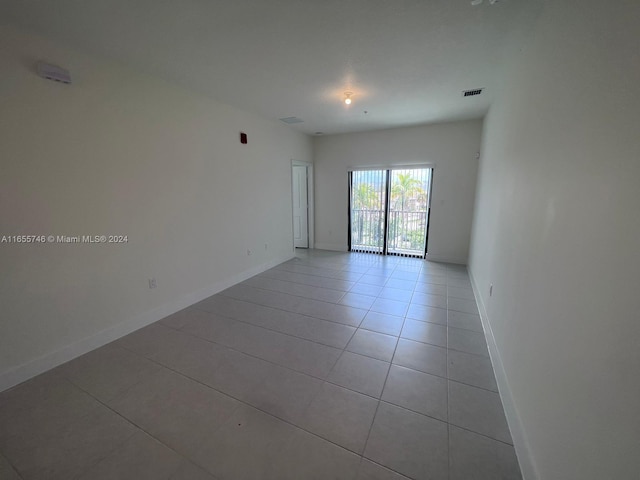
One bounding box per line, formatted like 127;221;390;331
351;209;427;255
350;209;385;253
387;210;427;255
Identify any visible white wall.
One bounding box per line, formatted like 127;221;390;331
0;26;312;391
313;120;482;263
468;1;640;479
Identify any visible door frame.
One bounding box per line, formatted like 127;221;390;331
291;160;314;249
347;164;434;258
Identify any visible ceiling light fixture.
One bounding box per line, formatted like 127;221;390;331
344;92;353;105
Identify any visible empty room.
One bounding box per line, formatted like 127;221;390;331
0;1;638;479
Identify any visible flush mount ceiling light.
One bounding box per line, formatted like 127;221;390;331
344;92;353;105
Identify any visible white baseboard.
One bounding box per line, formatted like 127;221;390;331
0;253;293;393
468;269;538;480
425;252;468;265
314;242;347;252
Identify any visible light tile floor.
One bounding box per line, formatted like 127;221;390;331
0;250;522;480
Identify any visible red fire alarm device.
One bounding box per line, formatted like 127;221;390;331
240;132;247;144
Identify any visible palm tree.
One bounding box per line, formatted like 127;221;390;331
391;173;424;211
352;183;380;246
353;183;379;210
390;172;426;250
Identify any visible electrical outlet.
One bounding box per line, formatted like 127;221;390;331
247;249;252;256
149;278;157;289
264;243;268;250
489;284;493;296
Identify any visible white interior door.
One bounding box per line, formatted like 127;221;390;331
292;165;309;248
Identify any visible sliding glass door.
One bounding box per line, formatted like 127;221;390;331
387;168;431;256
348;170;387;254
349;167;432;258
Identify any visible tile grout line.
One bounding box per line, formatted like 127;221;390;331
168;313;500;397
65;352;373;470
178;262;499;393
60;378;219;480
87;347;450;476
214;286;366;328
173;256;497;407
256;271;358;293
191;300;358;350
11;252;500;480
357;262;410;469
0;451;25;480
118;321;402;405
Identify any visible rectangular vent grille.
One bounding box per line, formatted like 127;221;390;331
279;116;304;124
463;88;484;97
37;62;72;84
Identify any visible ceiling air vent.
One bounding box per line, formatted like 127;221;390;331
279;116;304;124
37;61;72;84
462;88;484;97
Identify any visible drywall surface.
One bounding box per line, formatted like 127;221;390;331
313;120;482;263
0;26;312;390
468;1;640;478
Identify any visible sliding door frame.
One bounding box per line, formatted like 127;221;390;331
423;169;434;257
348;164;435;258
347;171;352;252
382;171;392;255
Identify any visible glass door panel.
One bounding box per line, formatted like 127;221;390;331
387;168;431;257
349;170;387;254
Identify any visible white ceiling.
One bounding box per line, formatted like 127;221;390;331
1;0;543;135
